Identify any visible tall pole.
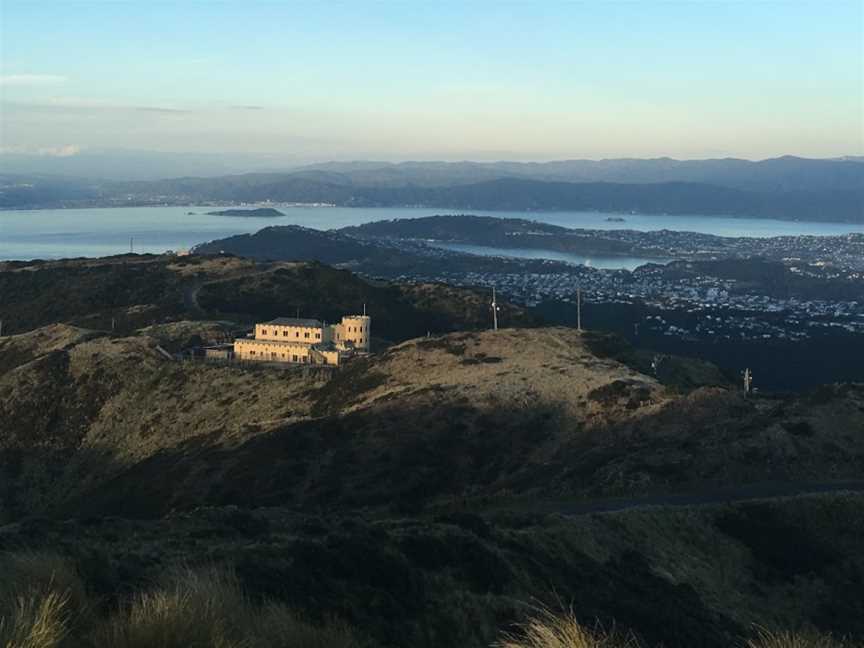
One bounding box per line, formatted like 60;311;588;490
491;287;499;331
743;368;753;396
576;287;582;333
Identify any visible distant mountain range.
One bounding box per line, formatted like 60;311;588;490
1;155;862;222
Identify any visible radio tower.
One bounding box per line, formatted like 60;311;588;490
743;368;753;396
491;287;499;331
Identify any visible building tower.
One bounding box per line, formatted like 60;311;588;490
339;314;372;352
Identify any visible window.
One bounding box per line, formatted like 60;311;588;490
250;350;256;356
315;333;321;339
261;330;267;336
304;332;310;338
295;332;300;337
271;352;277;359
283;331;288;337
292;354;298;362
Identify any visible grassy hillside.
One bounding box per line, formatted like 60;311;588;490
2;324;862;523
1;494;863;647
3;263;864;646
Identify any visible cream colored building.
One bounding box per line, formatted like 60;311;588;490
234;315;371;367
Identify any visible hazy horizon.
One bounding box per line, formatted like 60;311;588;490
2;1;862;162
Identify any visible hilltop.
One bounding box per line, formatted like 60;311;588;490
2;323;862;522
0;254;534;341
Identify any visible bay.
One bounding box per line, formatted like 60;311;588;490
1;205;862;265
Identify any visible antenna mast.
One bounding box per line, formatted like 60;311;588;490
576;287;583;333
491;287;499;331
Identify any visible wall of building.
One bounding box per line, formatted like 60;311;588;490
254;323;331;344
234;338;340;365
334;316;371;351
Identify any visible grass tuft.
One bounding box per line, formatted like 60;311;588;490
745;626;855;648
0;553;365;648
494;608;642;648
92;565;364;648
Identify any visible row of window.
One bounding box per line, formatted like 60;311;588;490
246;350;330;364
260;329;321;339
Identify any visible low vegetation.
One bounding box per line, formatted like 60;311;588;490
0;553;365;648
494;609;641;648
494;610;855;648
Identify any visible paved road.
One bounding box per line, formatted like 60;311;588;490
539;480;864;517
182;282;203;313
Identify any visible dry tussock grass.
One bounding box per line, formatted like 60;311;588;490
745;626;856;648
0;552;87;648
0;553;364;648
494;609;642;648
493;611;860;648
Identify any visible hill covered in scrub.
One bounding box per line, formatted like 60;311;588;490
2;322;864;646
2;323;862;522
0;254;534;341
3;257;864;646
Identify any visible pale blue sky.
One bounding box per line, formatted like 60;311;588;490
1;0;862;160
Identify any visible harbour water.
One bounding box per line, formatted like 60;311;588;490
2;205;862;265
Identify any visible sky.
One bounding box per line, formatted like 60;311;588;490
1;0;862;162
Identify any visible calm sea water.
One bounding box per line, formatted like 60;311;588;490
1;205;862;266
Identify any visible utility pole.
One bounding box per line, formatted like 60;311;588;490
743;368;753;396
576;287;583;333
491;287;499;331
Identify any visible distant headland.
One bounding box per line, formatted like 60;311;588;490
205;208;286;218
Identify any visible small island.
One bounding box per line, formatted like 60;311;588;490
205;208;286;218
605;216;626;222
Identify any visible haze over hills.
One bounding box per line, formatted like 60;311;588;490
3;152;862;190
2;154;863;222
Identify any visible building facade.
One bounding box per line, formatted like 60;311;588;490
233;315;371;366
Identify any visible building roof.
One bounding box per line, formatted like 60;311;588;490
266;317;324;328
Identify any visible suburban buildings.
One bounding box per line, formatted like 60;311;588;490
233;314;371;366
